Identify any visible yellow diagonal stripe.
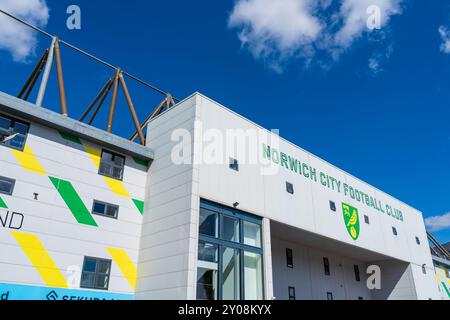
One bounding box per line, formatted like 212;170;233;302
107;247;137;290
84;145;101;168
11;144;46;175
104;177;130;197
442;268;450;285
11;231;68;288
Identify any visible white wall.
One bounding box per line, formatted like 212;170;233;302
136;95;200;299
271;237;372;300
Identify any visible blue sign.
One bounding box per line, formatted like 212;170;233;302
0;283;134;300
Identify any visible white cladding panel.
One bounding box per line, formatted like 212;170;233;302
194;94;432;269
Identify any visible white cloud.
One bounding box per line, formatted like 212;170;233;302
368;43;393;76
0;0;49;62
368;56;381;74
229;0;323;63
335;0;401;49
425;212;450;232
438;26;450;54
228;0;403;71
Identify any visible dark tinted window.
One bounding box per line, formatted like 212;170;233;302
354;265;361;282
329;201;336;212
92;200;119;219
288;287;296;300
0;115;29;151
286;182;294;194
286;248;293;268
0;176;15;195
80;257;111;290
229;158;239;171
99;150;125;180
392;227;398;236
323;257;330;276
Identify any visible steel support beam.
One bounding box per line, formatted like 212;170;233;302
119;74;145;145
36;37;56;107
107;68;121;133
53;38;68;116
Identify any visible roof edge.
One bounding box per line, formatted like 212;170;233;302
0;91;154;160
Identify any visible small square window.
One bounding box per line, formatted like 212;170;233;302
92;200;119;219
0;176;15;195
415;237;421;245
392;227;398;236
323;257;330;276
364;215;370;224
286;182;294;194
99;150;125;181
229;158;239;171
327;292;333;300
0;114;29;151
288;287;296;300
286;248;293;268
329;201;336;212
80;257;112;290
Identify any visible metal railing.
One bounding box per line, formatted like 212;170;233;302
0;9;180;145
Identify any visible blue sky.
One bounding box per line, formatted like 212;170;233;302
0;0;449;243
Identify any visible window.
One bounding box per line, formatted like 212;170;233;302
0;114;29;151
244;251;263;300
329;201;336;212
98;150;125;180
197;200;263;300
323;257;330;276
286;248;293;268
327;292;333;300
286;182;294;194
221;215;239;243
392;227;398;236
80;257;111;290
197;242;219;300
229;158;239;171
364;215;370;224
288;287;296;300
199;208;219;238
243;221;261;248
0;176;15;195
92;200;119;219
354;265;360;282
415;237;421;245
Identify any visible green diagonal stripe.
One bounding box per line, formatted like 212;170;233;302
49;176;98;226
0;197;7;209
59;131;82;145
442;282;450;298
132;199;144;215
132;157;149;167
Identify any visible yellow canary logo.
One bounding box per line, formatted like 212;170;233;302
342;203;360;240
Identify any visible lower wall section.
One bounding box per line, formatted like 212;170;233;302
0;283;134;300
271;237;371;300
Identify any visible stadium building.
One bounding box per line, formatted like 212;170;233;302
0;90;449;300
